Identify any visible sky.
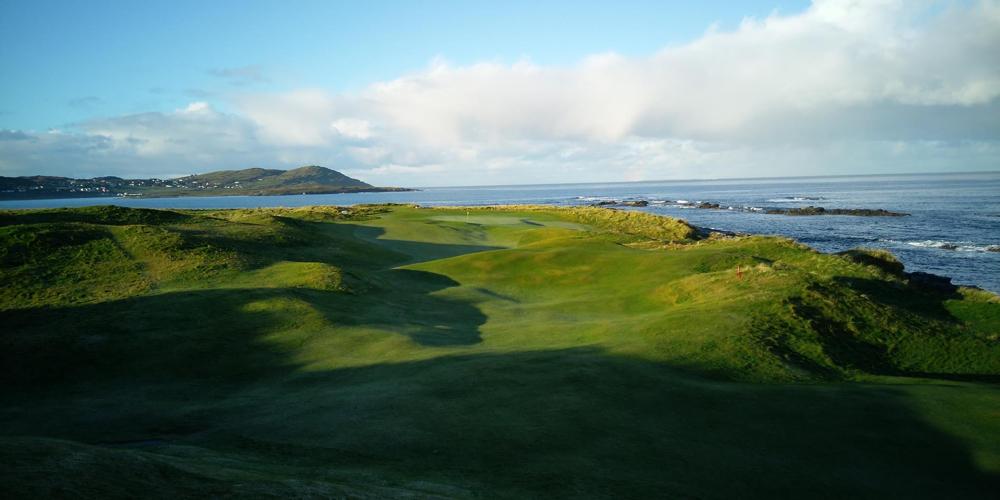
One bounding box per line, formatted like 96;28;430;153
1;0;998;186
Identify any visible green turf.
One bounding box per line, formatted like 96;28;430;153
1;204;998;498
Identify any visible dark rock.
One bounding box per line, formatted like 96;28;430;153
766;206;907;217
907;271;957;293
988;246;1000;253
696;202;721;209
827;208;908;217
593;200;649;207
766;206;825;215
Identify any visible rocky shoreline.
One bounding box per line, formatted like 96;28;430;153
590;199;908;217
765;206;907;216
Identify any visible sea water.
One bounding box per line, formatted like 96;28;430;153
3;172;998;292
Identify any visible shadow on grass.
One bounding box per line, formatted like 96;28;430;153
783;278;1000;383
0;205;193;227
834;276;961;322
1;217;509;387
1;347;997;498
1;212;997;497
168;218;505;274
788;296;897;374
0;278;485;386
298;268;486;346
350;223;505;264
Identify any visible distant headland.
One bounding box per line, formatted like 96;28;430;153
0;166;413;200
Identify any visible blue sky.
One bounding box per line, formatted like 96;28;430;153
1;0;997;185
0;0;808;130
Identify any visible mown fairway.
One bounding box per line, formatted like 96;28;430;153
2;204;998;498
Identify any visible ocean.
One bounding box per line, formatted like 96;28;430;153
3;172;998;292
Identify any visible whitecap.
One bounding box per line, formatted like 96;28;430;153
906;240;996;252
766;196;826;202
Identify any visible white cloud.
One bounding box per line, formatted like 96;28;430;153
1;0;998;185
236;89;340;146
352;0;1000;146
79;102;256;158
180;101;211;114
330;118;372;140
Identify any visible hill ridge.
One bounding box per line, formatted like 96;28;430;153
0;165;411;200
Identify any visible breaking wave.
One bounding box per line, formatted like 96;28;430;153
766;196;826;202
903;240;999;252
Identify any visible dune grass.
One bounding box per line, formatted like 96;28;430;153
1;204;998;498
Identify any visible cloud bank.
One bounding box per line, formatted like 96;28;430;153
2;0;998;185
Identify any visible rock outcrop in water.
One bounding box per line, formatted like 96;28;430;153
764;206;908;217
590;200;649;207
588;199;908;217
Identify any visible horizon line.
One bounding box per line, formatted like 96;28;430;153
4;168;998;190
409;170;1000;190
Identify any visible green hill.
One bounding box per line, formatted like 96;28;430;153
0;166;410;199
1;204;998;498
180;165;373;191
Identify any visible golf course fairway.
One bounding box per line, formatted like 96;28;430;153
2;204;998;498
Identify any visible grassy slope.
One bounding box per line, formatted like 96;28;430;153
1;205;998;498
0;166;394;201
171;165;379;196
185;165;369;188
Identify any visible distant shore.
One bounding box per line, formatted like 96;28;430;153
0;165;414;201
0;186;416;201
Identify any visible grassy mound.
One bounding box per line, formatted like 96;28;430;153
0;205;192;226
460;204;700;241
1;204;998;498
838;247;906;275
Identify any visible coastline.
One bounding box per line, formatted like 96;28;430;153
0;186;416;202
1;172;996;293
2;201;990;297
